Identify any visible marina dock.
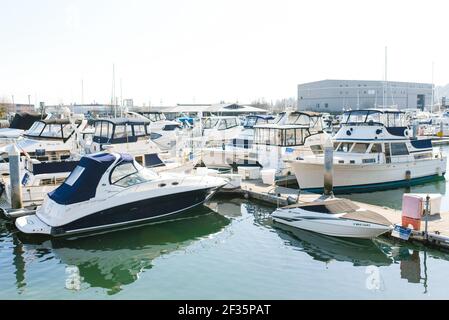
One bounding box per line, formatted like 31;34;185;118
237;179;449;250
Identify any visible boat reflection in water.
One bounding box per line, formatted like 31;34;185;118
272;223;393;267
14;208;230;295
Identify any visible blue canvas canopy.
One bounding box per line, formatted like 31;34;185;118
48;153;124;205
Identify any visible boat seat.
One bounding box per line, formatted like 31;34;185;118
342;210;392;226
284;198;360;214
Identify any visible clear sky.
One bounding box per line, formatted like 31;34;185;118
1;0;448;106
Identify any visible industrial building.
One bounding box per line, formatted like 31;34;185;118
297;79;433;112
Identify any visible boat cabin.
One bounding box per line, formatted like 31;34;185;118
202;116;240;131
243;115;275;129
342;109;407;127
92;118;152;144
253;112;324;147
24;119;84;142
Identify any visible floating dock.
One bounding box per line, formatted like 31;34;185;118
238;179;449;250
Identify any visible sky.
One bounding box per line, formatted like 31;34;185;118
1;0;449;106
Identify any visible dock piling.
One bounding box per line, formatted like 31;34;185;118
8;144;23;210
323;138;334;197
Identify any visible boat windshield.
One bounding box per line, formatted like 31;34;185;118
27;121;45;136
203;118;219;129
147;113;165;122
110;162;158;187
287;113;312;126
343;110;406;127
94;121;113;140
26;121;73;139
243;117;258;128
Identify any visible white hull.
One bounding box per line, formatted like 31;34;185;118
272;216;390;239
290;157;446;190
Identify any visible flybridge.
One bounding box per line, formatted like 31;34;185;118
342;109;407;127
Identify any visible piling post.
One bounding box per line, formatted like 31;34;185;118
412;121;418;139
9;144;23;209
424;195;430;242
323;137;334;198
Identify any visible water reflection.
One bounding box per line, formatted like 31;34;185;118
272;223;393;266
12;208;230;295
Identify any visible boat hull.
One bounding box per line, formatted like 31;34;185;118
290;158;446;194
272;216;391;239
16;187;219;236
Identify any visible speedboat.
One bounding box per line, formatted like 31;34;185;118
15;152;227;236
271;198;392;239
289;109;447;193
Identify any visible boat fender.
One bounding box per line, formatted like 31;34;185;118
404;129;410;137
405;170;411;180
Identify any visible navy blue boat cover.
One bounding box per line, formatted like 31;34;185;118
48;153;120;205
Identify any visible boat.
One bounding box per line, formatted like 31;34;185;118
88;117;198;173
133;111;182;151
0;116;90;175
15;152;226;236
1;156;79;207
289;109;447;193
201;115;243;146
271;198;392;239
200;114;275;169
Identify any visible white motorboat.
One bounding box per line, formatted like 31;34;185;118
15;152;226;236
0;116;89;175
1;157;80;207
131;111;182;151
200;115;274;169
89;117;198;173
271;198;392;239
201;116;243;145
289;109;447;193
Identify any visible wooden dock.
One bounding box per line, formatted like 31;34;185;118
238;180;449;250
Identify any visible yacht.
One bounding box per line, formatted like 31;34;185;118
289;109;447;193
134;111;182;150
15;152;227;236
200;115;274;169
0;116;89;175
271;198;392;239
244;111;329;178
201;116;243;145
89;117;197;173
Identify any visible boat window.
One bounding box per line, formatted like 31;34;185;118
217;120;227;130
111;162;157;187
333;142;340;150
65;166;85;186
133;124;146;136
41;124;63;138
351;143;369;153
310;145;323;155
114;124;132;139
244;117;257;128
203;118;218;129
295;129;304;145
62;124;73;138
337;142;353;152
287;114;310;126
27;121;45;136
226;118;238;129
391;143;409;156
365;112;382;124
370;143;382;153
285;129;296;146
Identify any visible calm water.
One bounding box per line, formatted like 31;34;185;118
2;149;449;299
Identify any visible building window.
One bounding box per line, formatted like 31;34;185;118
316;103;320;108
324;103;329;108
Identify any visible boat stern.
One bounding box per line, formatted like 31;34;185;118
15;214;52;235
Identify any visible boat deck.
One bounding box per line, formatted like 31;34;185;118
239;179;449;250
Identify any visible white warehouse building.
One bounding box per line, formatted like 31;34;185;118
297;79;433;112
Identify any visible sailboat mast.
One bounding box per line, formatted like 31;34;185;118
431;61;434;114
383;46;387;109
